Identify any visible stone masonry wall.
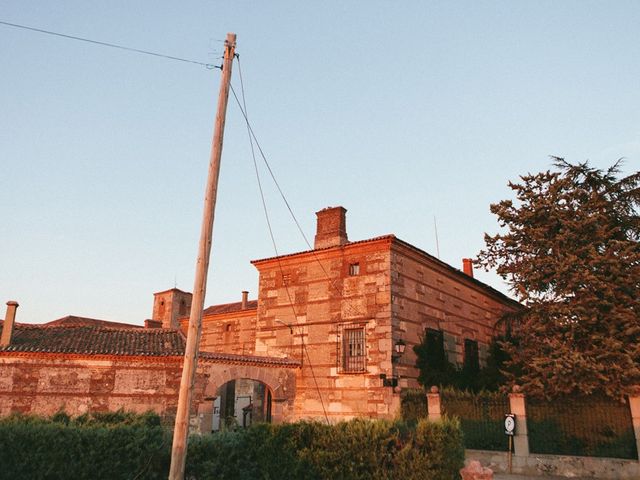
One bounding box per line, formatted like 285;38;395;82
390;241;518;388
252;237;397;422
0;354;184;417
199;310;257;356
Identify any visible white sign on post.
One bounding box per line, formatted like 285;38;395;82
504;413;516;436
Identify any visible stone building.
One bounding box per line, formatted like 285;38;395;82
0;206;519;430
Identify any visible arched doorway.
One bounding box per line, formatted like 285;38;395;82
212;378;272;431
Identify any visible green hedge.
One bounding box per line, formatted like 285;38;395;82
0;412;464;480
400;388;428;424
0;411;169;479
186;417;464;480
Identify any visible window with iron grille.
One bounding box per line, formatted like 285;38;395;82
341;327;366;373
349;263;360;276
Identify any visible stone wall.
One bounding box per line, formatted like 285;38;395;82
466;449;640;479
199;310;257;356
252;237;397;421
391;241;517;388
0;354;184;417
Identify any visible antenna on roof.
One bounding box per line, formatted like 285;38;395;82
433;216;441;259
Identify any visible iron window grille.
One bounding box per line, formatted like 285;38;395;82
340;325;366;373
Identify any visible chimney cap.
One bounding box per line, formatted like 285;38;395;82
316;205;347;214
6;301;18;307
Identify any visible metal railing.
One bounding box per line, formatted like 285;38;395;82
441;390;510;451
527;396;638;459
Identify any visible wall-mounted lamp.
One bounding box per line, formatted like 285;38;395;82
392;339;406;364
382;339;407;387
394;339;406;355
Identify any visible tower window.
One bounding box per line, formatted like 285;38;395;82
349;263;360;276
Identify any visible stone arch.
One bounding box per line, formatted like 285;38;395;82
194;362;297;432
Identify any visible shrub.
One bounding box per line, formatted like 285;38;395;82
400;389;428;424
0;412;464;479
0;411;169;479
392;417;463;480
184;417;464;480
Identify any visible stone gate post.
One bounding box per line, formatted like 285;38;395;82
508;386;530;457
427;386;442;421
628;391;640;460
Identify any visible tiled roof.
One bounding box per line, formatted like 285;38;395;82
0;322;300;368
45;315;142;329
0;322;184;356
202;300;258;316
200;351;300;367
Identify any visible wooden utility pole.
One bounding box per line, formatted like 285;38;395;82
168;32;236;480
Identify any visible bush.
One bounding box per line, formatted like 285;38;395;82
0;411;169;479
400;389;428;424
394;417;465;480
184;417;464;480
0;412;464;479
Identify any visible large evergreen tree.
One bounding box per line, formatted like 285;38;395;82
477;159;640;399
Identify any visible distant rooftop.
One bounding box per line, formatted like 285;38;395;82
45;315;142;329
202;299;258;316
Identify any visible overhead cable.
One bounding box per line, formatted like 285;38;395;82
235;58;331;425
0;20;219;69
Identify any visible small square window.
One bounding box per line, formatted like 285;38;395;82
349;263;360;276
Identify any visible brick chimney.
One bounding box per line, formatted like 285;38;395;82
314;206;348;249
462;258;474;278
241;291;248;310
1;301;19;347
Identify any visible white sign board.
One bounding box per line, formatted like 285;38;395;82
504;413;516;436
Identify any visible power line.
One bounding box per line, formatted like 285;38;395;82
0;20;219;69
229;82;363;319
236;58;330;425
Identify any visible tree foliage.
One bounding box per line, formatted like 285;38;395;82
477;159;640;398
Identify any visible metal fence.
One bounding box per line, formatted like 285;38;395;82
441;390;510;451
527;396;638;459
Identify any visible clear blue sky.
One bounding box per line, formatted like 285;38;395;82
1;1;639;325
